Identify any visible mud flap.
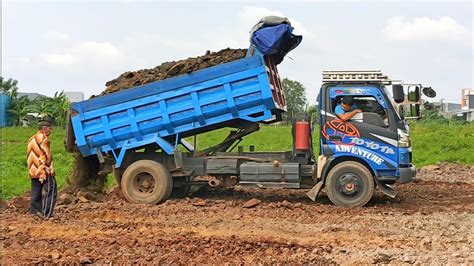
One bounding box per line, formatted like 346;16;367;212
306;181;324;202
375;179;398;198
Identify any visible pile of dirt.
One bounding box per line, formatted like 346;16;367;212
62;153;107;198
417;163;474;184
103;48;247;94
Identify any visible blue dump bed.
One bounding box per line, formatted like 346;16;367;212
69;53;286;158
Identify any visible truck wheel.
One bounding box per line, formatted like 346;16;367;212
121;160;173;204
326;161;374;207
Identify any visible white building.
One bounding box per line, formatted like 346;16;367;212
64;91;84;103
457;89;474;121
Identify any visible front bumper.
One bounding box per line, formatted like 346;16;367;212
399;164;416;183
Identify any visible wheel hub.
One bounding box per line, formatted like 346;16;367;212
336;173;362;196
135;173;156;194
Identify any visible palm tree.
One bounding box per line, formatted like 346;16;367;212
7;95;32;126
1;76;27;126
0;77;19;96
32;91;69;127
1;76;70;127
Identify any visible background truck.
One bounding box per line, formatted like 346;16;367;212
66;45;426;207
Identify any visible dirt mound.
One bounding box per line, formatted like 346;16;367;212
62;153;107;200
103;48;247;94
417;163;474;184
8;196;29;212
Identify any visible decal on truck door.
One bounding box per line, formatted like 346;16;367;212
334;145;384;165
322;119;360;145
349;137;395;154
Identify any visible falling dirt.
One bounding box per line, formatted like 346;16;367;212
102;48;247;94
2;163;473;264
62;153;107;198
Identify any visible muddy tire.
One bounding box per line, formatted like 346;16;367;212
121;160;172;204
326;161;374;207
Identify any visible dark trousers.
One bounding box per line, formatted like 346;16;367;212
30;176;57;217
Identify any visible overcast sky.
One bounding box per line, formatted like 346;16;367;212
2;1;473;104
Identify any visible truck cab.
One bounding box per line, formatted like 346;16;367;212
310;70;419;206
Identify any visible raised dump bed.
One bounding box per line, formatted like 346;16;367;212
67;50;286;160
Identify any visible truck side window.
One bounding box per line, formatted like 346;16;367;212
333;96;389;127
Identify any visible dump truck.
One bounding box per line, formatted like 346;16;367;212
65;45;428;207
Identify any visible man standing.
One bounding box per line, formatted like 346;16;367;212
335;96;362;122
27;117;57;218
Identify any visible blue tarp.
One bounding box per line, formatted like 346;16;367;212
251;24;293;55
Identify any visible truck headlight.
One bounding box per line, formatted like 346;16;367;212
398;130;411;147
399;150;411;164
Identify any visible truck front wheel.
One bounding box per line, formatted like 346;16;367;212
121;160;173;204
326;161;374;207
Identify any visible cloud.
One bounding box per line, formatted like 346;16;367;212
239;5;313;38
78;41;122;60
40;53;78;66
43;31;71;42
40;40;124;67
383;16;471;44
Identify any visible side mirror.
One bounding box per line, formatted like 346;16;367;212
407;86;420;102
392;84;405;103
399;103;421;119
422;87;436;98
410;104;421;118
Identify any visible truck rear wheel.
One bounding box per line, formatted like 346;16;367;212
121;160;173;204
326;161;374;207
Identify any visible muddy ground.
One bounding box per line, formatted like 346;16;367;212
1;163;473;264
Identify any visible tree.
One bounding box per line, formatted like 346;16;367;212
30;91;69;127
282;78;307;122
1;76;69;127
8;95;32;126
421;101;446;121
0;77;19;95
307;104;319;123
1;77;32;126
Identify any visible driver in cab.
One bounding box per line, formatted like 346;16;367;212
335;96;362;122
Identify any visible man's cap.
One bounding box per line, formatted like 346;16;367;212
38;116;54;127
342;96;354;105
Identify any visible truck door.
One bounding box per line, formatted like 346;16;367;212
320;84;400;180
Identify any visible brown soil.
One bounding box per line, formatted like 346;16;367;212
2;163;473;264
102;48;247;94
63;153;106;197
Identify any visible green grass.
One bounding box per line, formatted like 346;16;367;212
1;122;473;199
184;125;319;153
409;122;474;166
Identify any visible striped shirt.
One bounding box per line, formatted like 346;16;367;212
27;131;54;179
